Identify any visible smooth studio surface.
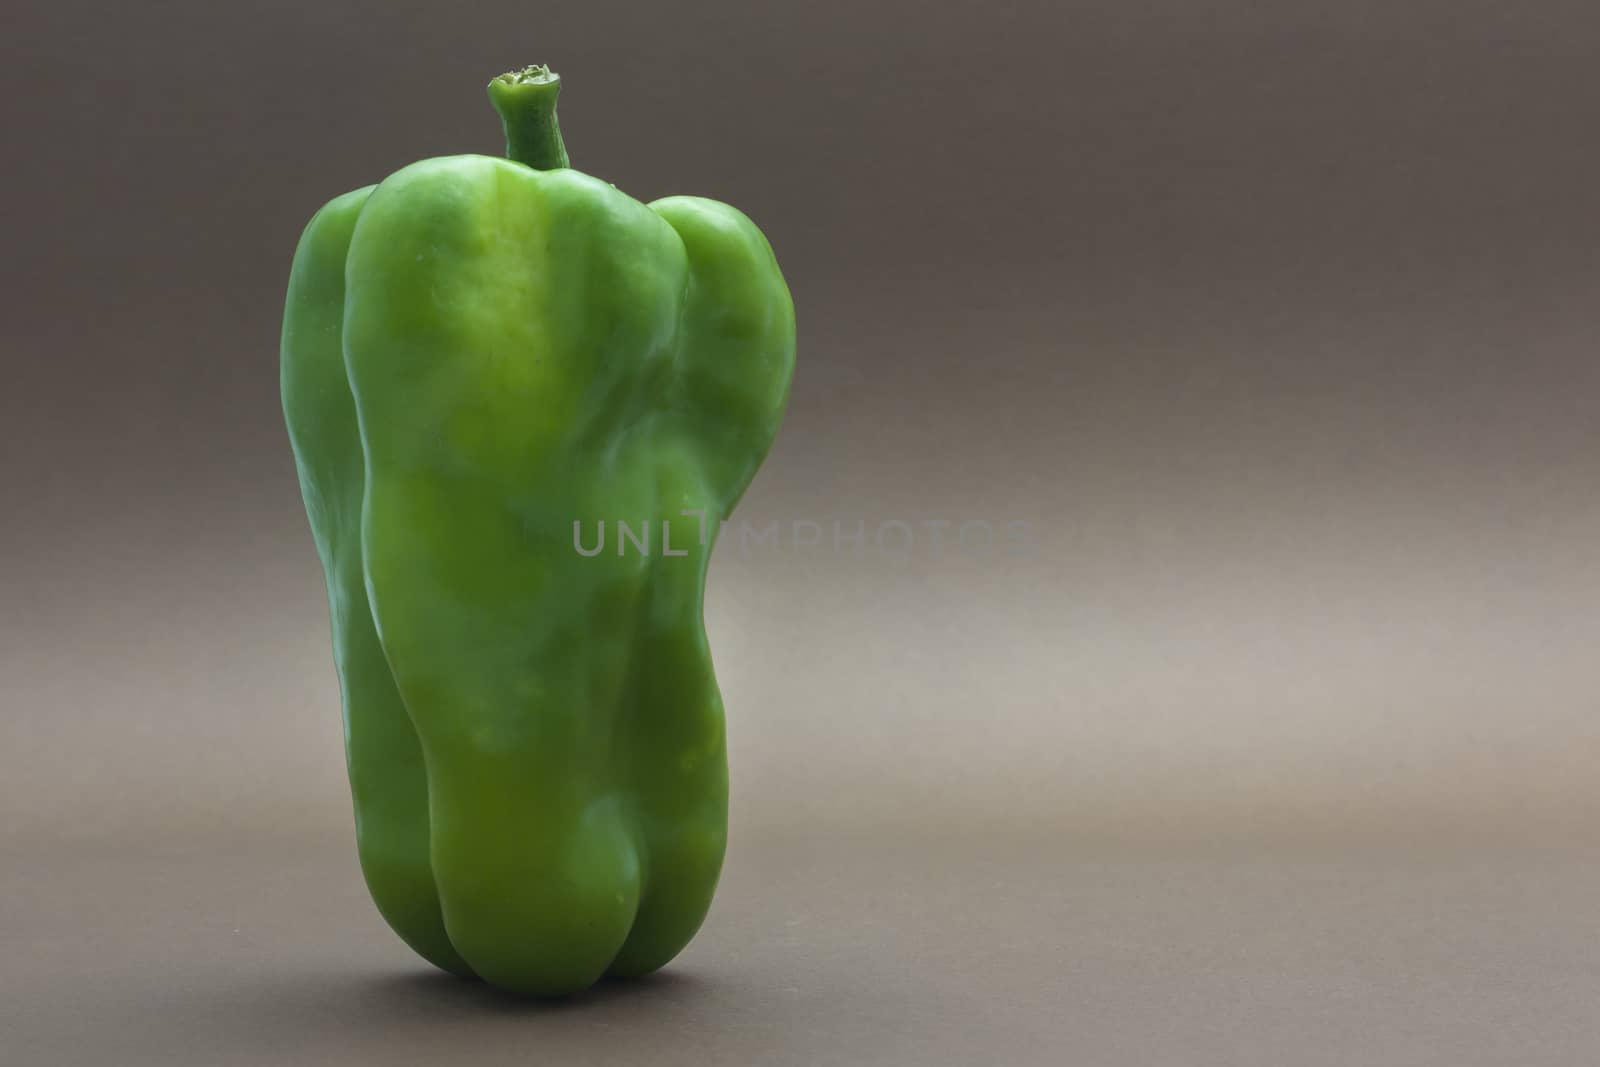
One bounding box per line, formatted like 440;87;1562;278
6;831;1600;1065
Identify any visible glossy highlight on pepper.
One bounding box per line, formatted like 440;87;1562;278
280;64;795;996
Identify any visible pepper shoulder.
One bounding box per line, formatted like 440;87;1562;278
647;196;784;278
291;184;377;266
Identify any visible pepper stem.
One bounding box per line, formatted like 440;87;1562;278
487;65;570;171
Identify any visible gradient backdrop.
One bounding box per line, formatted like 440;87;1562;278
5;2;1600;1063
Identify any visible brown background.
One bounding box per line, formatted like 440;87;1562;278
5;1;1600;1063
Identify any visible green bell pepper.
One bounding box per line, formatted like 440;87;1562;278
280;65;795;996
